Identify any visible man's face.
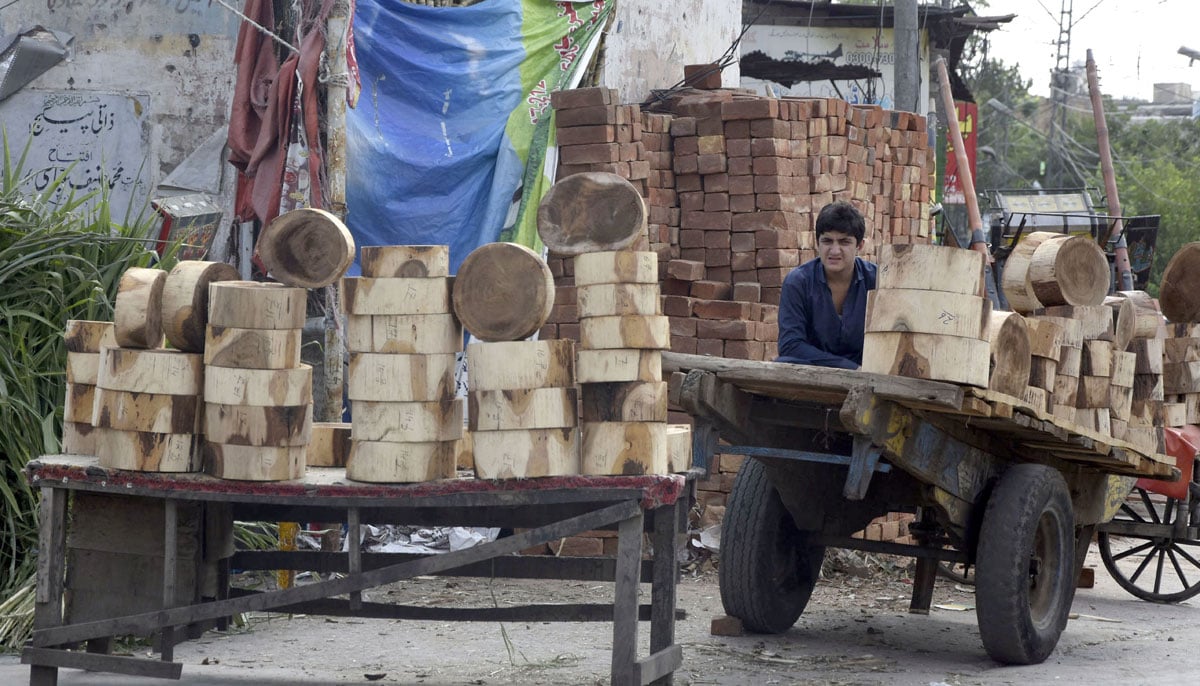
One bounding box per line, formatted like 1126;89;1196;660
817;230;861;276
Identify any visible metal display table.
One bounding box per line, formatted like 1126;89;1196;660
23;456;690;685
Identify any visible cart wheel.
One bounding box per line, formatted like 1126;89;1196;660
1097;486;1200;603
718;458;824;634
975;464;1076;665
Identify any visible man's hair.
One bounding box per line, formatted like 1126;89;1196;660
814;201;866;243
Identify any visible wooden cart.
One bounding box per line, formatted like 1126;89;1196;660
21;459;692;686
664;351;1179;666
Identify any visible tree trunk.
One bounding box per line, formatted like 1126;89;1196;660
114;267;166;349
161;261;239;352
258;207;355;288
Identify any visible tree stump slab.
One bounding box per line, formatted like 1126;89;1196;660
161;260;239;352
258;208;355;288
536;172;647;255
471;428;580;479
360;245;450;278
452;242;554;342
114;267;166;349
208;282;306;330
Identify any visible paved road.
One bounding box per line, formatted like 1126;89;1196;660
1;545;1196;685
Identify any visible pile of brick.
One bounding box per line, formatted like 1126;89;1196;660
531;86;938;552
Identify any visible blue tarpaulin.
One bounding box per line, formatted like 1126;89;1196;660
346;0;610;274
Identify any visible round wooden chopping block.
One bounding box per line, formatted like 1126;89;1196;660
203;442;306;481
97;428;199;472
203;365;312;406
877;244;986;297
471;428;580;479
1160;242;1200;323
581;421;668;476
345;440;457;483
204;402;313;447
98;347;204;396
258;207;355;288
308;422;352;467
452;242;554;342
536;172;647;255
984;311;1032;397
1000;231;1060;314
1113;290;1162;338
161;260;239;352
114;267;166;349
1028;234;1109;307
208;281;306;330
204;326;303;369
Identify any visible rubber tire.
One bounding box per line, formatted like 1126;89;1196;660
718;458;825;634
975;464;1077;665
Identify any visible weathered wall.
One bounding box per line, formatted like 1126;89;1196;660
1;0;241;189
600;0;742;103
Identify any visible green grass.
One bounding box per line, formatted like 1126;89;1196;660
0;134;165;649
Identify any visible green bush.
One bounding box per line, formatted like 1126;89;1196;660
0;135;164;648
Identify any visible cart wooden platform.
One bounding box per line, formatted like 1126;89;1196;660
664;351;1179;665
22;458;692;686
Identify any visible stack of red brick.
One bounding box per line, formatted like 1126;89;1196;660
532;86;936;550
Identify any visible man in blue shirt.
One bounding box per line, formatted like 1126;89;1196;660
777;201;877;370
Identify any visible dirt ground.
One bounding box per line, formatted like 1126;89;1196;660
4;544;1199;685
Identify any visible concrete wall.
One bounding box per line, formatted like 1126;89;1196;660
601;0;742;103
2;1;241;178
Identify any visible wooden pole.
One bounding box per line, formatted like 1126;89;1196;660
1085;49;1134;290
320;0;352;422
933;58;989;262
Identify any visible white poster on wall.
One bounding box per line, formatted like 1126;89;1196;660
0;90;153;222
740;25;930;113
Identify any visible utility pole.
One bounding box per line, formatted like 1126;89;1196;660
894;0;920;113
1046;0;1074;187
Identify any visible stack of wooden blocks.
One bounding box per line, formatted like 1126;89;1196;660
61;320;114;455
468;338;579;478
204;281;310;480
343;246;462;482
1164;323;1200;426
861;244;992;387
93;267;205;473
575;251;673;475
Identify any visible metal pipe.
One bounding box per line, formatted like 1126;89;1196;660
1085;49;1135;290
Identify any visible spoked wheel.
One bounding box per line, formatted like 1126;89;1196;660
1097;486;1200;603
718;458;825;634
975;464;1077;665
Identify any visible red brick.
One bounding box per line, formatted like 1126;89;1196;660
619;142;641;162
679;247;705;262
696;154;726;175
761;287;782;305
676;174;702;192
669;316;697;337
662;295;694;317
661;279;691;297
749;118;790;138
755;249;799;269
752;157;792;176
702;173;730;193
729;194;756;213
733;282;761;302
755;193;800;212
673;154;699;175
706;266;732;282
551;87;616;109
756;267;792;287
724;340;765;360
694;489;726;509
702;231;731;250
756;321;779;342
697;135;725;155
557;125;616;145
556;104;620;127
669;334;697;354
710;614;745;636
730;251;755;271
696;116;724;136
731;211;804;232
703;193;729;212
696;338;724;356
726;138;752;157
537;324;557;340
560;143;620;165
693;299;753;320
704;248;730;267
670;116;697;137
684;63;723;90
723;119;750;138
698;319;754;340
549;302;578;323
678;229;705;249
559;322;580;341
666;259;706;281
727;157;753;176
730;233;755;252
674;136;699;155
678;191;704;212
628;160;650;180
755;229;798;249
721;98;779;120
681;210;730;231
690;280;731;300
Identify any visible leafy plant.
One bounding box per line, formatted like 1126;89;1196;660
0;133;164;649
